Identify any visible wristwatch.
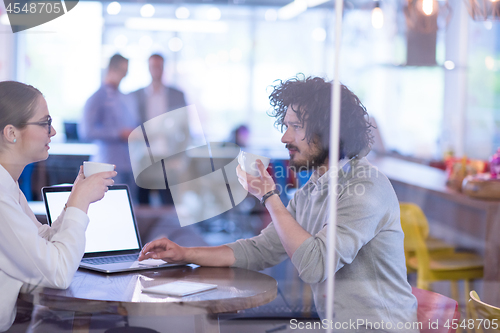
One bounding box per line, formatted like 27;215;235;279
260;189;280;207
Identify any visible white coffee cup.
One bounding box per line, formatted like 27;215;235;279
83;161;115;178
238;151;271;177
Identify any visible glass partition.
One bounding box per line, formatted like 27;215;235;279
1;0;498;332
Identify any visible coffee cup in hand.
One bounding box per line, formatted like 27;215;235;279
83;161;115;178
238;151;270;177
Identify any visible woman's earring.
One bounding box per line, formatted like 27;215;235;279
13;139;17;143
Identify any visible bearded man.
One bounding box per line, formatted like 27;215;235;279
139;76;418;332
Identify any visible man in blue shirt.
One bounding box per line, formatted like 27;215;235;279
80;54;138;200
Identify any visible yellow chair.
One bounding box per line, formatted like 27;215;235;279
469;290;500;333
400;203;484;332
400;203;455;274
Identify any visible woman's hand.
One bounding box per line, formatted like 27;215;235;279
139;238;188;264
236;159;276;200
66;166;117;214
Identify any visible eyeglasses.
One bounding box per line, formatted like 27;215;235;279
25;116;52;135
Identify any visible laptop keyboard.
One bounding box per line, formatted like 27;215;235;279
81;254;138;265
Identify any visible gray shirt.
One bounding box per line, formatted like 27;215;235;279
227;157;419;332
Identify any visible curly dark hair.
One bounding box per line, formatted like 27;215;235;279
268;75;373;160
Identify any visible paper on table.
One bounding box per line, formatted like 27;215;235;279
141;280;217;297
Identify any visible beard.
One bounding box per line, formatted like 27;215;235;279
287;143;329;172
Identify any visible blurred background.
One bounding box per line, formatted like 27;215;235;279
1;0;498;161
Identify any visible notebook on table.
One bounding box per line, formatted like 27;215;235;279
42;184;182;273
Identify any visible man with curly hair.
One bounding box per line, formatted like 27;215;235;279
139;75;418;332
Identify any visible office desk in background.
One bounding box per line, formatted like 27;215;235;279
19;266;277;333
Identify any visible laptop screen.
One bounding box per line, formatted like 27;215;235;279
43;186;141;255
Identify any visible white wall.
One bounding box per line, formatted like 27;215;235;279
0;6;15;81
442;0;469;157
0;8;15;81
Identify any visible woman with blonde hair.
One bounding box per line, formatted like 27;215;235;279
0;81;116;331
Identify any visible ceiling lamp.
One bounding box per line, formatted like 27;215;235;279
371;1;384;29
465;0;500;20
404;0;452;34
404;0;451;66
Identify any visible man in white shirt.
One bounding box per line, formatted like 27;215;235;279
130;54;189;205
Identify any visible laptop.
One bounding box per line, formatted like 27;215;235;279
42;184;181;273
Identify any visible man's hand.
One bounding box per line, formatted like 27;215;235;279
236;159;276;200
237;160;312;258
139;238;188;264
140;240;236;267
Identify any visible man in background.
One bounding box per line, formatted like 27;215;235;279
130;54;189;205
80;54;138;200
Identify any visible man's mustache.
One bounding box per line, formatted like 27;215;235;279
285;144;299;152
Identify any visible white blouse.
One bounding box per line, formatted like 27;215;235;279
0;164;89;332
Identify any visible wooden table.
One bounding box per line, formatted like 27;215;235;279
20;266;277;333
369;155;500;306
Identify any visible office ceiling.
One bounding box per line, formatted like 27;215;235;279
85;0;377;9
